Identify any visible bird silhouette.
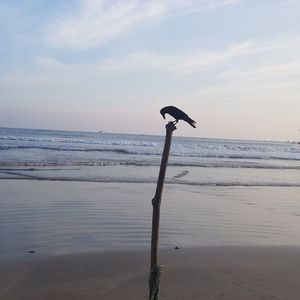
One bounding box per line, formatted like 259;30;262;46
160;106;196;128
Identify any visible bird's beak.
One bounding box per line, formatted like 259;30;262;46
161;112;166;119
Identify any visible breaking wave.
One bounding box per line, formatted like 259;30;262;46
0;173;299;187
0;161;300;169
1;145;300;162
1;128;300;174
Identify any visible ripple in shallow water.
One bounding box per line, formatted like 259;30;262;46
1;180;300;259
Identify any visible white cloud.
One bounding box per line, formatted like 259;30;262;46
44;0;239;50
97;51;172;72
168;42;255;75
34;57;70;71
96;35;300;78
96;41;255;74
233;62;300;79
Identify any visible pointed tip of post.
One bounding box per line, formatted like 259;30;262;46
166;121;177;131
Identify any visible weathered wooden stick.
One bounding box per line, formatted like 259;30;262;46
149;121;177;300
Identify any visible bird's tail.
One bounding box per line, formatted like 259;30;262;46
187;117;196;128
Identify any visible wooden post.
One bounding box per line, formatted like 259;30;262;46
149;121;177;300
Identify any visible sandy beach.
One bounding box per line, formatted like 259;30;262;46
1;179;300;259
1;247;300;299
1;179;300;299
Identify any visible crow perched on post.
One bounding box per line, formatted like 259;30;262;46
160;106;196;128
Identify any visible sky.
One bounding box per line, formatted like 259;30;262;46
0;0;300;141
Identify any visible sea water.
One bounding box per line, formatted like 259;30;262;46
0;127;299;186
1;127;300;258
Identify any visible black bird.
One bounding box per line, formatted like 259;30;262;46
160;106;196;128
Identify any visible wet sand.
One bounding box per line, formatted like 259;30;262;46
1;179;300;299
1;247;300;299
1;180;300;260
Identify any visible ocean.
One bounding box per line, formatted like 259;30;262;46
0;127;299;186
1;127;300;258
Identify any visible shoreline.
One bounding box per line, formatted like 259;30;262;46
1;165;300;187
2;179;300;299
2;246;300;299
1;179;300;260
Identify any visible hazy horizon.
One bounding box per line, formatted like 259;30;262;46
2;125;298;143
1;1;300;141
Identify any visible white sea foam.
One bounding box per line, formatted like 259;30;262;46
0;127;299;184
